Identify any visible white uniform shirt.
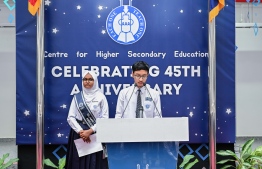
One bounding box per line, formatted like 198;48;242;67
67;92;109;133
115;84;162;118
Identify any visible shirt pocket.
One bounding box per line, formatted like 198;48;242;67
89;102;101;117
143;100;154;117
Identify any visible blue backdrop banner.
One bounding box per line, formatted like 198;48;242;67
16;0;235;144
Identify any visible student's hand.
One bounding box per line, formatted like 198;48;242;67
80;129;93;143
83;137;91;143
79;130;88;142
78;130;84;135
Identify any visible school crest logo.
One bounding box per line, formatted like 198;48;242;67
79;103;84;109
106;0;146;45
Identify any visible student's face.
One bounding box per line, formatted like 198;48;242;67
132;70;148;88
82;73;94;89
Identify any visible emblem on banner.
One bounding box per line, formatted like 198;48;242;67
106;0;146;45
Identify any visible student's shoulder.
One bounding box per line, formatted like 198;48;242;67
120;86;133;94
96;91;106;97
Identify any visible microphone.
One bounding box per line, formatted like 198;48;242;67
143;83;162;118
121;83;137;118
138;106;144;118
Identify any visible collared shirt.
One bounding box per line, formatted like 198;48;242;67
67;91;109;133
115;84;162;118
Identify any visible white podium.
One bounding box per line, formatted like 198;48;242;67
96;117;189;169
96;117;189;142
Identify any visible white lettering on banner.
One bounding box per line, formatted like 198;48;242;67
52;66;62;77
174;51;208;57
90;66;133;77
132;9;145;39
45;51;68;57
128;51;166;59
51;66;160;78
149;83;183;95
164;66;201;77
76;51;88;57
71;83;183;96
100;84;128;95
149;66;160;77
63;66;81;77
96;51;119;59
70;84;81;95
173;84;183;95
100;84;183;95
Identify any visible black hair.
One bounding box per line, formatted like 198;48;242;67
132;61;150;73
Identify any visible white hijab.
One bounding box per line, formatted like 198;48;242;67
82;70;100;101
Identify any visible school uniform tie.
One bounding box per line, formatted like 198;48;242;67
136;89;142;118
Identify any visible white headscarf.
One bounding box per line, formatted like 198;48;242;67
82;70;100;101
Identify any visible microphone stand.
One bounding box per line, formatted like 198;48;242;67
143;83;162;118
121;83;137;118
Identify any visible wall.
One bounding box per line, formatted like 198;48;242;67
236;28;262;136
0;27;16;138
235;2;262;136
0;0;16;138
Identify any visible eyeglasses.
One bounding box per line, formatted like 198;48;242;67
134;75;148;80
82;78;94;82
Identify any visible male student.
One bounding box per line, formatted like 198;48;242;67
115;61;162;118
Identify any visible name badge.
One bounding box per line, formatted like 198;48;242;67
145;97;152;101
